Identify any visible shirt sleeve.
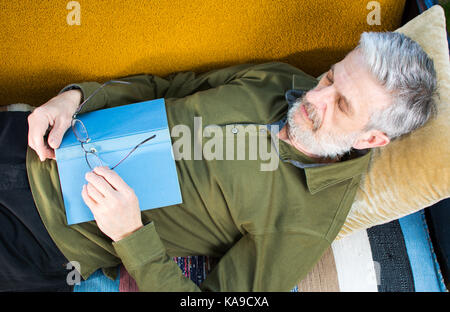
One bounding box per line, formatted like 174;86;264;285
113;222;330;291
58;62;263;115
112;222;202;292
58;61;318;116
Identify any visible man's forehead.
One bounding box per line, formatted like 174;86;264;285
333;50;391;113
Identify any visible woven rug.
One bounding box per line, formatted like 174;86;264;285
367;220;415;291
119;256;219;292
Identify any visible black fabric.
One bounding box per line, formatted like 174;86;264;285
425;198;450;289
367;220;415;292
0;111;73;292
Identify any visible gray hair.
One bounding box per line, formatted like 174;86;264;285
358;32;438;140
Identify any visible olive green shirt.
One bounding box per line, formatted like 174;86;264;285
26;61;372;291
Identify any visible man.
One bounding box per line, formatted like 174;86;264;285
0;32;437;291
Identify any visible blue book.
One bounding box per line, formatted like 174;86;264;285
55;98;182;225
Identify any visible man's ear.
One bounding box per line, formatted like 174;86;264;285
353;129;390;150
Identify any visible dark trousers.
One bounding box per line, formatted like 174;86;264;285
0;111;72;291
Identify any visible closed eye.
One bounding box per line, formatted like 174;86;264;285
325;65;354;117
325;71;346;113
338;100;345;113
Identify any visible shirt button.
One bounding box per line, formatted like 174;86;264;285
231;127;238;134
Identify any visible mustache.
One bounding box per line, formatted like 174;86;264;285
299;94;322;131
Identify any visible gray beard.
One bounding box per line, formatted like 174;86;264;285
286;97;361;159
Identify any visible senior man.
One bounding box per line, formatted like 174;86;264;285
0;32;437;291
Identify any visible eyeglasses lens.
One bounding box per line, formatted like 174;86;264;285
85;152;104;170
72;119;89;143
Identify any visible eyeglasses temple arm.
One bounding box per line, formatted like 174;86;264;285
110;134;156;170
73;80;132;118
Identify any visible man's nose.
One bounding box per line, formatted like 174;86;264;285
306;86;336;112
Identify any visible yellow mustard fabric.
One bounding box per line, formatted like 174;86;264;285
0;0;405;107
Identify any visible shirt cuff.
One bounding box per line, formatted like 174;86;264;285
112;222;167;270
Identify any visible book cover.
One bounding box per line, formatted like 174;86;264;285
55;98;182;225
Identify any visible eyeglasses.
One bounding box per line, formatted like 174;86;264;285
71;80;156;170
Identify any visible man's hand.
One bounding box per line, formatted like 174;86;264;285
27;90;82;161
81;166;143;242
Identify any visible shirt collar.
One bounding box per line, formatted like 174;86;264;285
303;149;372;194
273;129;372;194
267;74;373;194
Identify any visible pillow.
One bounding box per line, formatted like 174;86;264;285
337;5;450;239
